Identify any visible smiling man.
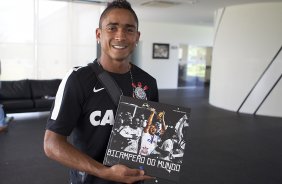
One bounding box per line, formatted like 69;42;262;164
43;0;159;184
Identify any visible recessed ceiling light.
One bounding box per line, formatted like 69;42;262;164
141;1;180;7
141;0;197;7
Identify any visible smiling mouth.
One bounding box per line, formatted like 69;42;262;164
112;45;127;49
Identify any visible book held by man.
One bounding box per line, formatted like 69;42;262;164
103;96;191;184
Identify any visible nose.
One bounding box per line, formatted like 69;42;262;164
114;28;126;41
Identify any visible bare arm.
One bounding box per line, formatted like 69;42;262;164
160;112;168;135
144;109;155;133
43;130;153;183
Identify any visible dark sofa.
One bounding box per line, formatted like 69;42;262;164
0;79;61;113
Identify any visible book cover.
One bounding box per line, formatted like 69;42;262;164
103;96;191;184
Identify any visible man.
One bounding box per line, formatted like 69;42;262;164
139;108;167;156
120;117;143;154
0;73;13;133
43;0;158;183
0;106;14;133
0;104;9;133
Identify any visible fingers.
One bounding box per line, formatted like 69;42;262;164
126;174;155;184
124;168;155;183
125;168;144;176
109;164;155;184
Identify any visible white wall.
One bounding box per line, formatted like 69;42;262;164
138;21;213;89
210;2;282;117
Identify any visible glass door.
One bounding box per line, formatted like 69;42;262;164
178;45;212;87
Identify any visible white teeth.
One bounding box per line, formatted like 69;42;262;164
113;45;126;49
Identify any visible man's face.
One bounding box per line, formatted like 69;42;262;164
96;8;140;62
149;125;157;135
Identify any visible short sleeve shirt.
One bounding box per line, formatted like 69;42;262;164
46;61;158;184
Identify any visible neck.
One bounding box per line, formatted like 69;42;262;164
98;57;131;74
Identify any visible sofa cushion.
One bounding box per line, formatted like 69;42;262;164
33;98;54;109
2;99;34;112
30;79;61;99
0;80;31;100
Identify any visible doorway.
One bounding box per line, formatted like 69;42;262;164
178;44;212;87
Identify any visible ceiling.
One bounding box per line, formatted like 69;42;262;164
74;0;282;26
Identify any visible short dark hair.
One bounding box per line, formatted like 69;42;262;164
99;0;139;30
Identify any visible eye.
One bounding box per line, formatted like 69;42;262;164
106;25;117;32
126;27;136;33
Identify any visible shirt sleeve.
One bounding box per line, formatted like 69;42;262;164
46;69;84;136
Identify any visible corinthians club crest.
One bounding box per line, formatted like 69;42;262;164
132;82;148;100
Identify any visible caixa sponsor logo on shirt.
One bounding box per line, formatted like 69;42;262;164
89;110;114;126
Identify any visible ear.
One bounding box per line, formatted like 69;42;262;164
96;28;101;41
135;31;141;45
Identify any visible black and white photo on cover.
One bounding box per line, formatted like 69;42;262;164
104;96;191;184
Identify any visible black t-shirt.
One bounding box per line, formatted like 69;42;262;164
46;61;159;184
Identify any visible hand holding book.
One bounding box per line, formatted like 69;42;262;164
104;164;154;183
